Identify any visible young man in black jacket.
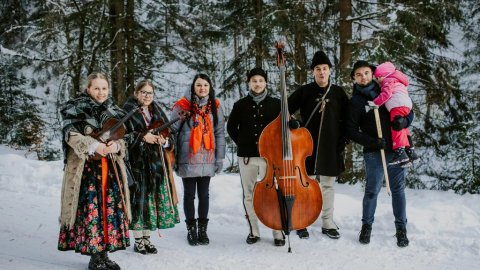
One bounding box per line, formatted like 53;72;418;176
227;67;285;246
346;60;412;247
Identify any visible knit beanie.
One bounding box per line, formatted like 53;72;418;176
373;61;396;78
310;51;333;69
247;68;268;82
350;60;376;79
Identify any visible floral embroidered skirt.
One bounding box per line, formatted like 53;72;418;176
129;175;180;231
58;158;130;255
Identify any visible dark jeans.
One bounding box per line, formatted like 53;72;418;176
362;151;407;229
182;176;211;220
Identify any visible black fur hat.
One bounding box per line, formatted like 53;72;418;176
350;60;376;80
310;51;332;69
247;67;268;82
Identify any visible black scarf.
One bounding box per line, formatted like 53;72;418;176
354;82;379;100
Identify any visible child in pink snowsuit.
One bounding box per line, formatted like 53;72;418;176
373;61;415;166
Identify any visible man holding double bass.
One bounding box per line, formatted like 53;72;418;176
288;51;350;240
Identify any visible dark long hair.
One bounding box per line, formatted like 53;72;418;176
190;73;218;125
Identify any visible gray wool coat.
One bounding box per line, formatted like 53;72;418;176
170;92;226;178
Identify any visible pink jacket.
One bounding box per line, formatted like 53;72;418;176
373;63;412;111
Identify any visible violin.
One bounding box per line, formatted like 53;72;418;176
89;107;140;160
253;42;322;252
141;111;190;138
140;111;190;165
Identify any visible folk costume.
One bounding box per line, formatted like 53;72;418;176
58;94;131;256
227;87;285;245
123;96;180;253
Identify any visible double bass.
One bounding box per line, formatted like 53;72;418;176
253;42;322;251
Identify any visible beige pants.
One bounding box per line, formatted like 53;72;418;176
316;175;337;229
239;157;283;240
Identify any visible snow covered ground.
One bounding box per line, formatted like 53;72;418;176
0;145;479;270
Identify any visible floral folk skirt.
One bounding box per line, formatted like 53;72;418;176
130;175;180;231
58;158;130;255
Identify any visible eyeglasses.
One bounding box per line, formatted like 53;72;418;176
139;90;154;97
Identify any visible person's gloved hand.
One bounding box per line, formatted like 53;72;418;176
215;160;223;174
391;115;408;131
289;119;301;129
368;138;386;150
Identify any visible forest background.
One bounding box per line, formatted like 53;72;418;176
0;0;478;194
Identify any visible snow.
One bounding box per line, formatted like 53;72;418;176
0;145;479;270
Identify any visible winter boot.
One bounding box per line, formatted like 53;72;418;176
389;148;410;165
358;224;372;244
134;238;147;255
100;252;121;270
143;236;158;254
395;228;409;247
186;219;199;246
405;135;419;162
296;228;309;239
197;218;210;245
88;253;108;270
246;234;260;244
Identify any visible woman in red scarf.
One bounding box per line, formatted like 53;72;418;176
170;74;226;246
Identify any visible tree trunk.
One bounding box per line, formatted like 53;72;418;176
253;0;263;66
109;0;126;104
339;0;353;180
125;0;135;97
294;1;307;87
339;0;352;84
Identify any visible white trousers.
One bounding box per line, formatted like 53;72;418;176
239;157;283;240
317;175;337;229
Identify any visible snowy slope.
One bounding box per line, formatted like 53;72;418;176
0;145;479;270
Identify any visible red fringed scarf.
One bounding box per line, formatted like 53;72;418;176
173;97;220;154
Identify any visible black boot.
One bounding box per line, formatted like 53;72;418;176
88;253;108;270
143;236;158;254
134;238;147;255
246;234;260;244
405;135;419;162
296;228;309;239
359;224;372;244
396;228;409;247
186;219;199;246
101;252;121;270
389;148;410;165
197;218;210;245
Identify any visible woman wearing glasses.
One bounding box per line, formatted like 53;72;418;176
123;79;180;255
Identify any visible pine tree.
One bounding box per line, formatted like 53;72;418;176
0;60;44;149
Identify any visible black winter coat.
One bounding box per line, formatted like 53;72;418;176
346;82;413;153
227;95;281;157
123;97;174;222
288;82;349;176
